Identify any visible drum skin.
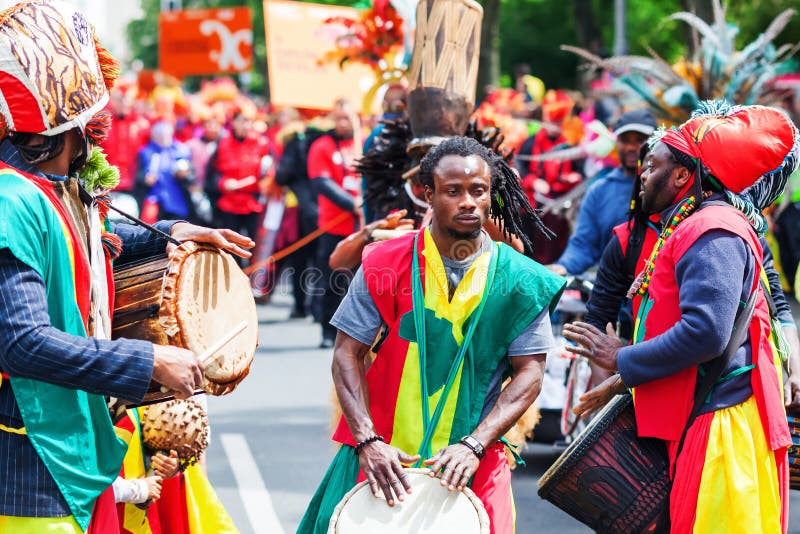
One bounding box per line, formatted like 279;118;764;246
537;394;670;534
328;469;489;534
112;242;258;397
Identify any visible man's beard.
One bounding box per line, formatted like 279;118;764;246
446;227;481;240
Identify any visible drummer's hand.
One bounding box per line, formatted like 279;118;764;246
358;441;419;506
152;345;203;399
169;222;255;259
424;444;480;492
144;475;163;501
376;209;414;231
573;374;627;419
151;450;180;479
562;322;624;372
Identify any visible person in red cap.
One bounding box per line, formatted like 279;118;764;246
518;90;581;263
562;101;798;533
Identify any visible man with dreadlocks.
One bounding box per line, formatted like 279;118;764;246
299;136;565;534
0;2;253;532
563;102;798;533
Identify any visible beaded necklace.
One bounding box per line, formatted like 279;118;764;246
626;193;709;298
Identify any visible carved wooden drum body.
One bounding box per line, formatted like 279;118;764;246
537;394;670;534
113;242;258;398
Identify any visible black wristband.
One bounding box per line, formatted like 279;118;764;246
355;435;384;455
459;435;485;459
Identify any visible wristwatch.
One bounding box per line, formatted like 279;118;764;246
459;435;485;459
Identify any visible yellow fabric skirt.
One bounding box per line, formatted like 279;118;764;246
692;396;782;534
0;515;83;533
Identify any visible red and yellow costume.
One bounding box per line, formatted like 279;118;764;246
620;102;799;533
299;229;565;533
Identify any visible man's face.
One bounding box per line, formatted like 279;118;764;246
617;131;649;174
203;118;221;140
232;114;252;138
111;91;134;116
332;106;354;138
425;154;492;240
639;142;684;214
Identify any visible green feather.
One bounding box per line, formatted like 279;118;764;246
78;147;120;193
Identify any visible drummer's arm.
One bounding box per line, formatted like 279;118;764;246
330;267;383;438
0;249;154;402
426;310;552;491
332;333;376;440
471;309;554;447
329;227;373;271
329;210;414;270
472;354;547;447
112;220;182;265
113;221;254;261
616;232;748;386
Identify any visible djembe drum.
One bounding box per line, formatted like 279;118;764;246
406;0;483;156
328;468;489;533
538;393;670;534
112;242;258;400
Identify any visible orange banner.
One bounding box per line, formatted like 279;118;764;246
159;7;253;78
263;0;375;111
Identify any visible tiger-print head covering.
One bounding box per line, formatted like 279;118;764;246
0;0;119;144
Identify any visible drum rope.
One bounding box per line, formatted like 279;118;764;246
242;211;352;275
95;197;182;246
410;232;497;464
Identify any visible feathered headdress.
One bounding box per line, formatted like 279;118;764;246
0;1;119;143
563;1;799;123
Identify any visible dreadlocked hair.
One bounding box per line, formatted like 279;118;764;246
464;121;555;246
419;136;554;251
356;118;416;221
7;132;66;165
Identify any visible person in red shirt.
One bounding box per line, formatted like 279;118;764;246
208;109;272;244
308;99;361;347
102;84;150;198
518;90;582;263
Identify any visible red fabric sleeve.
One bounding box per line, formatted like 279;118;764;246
307;137;333;180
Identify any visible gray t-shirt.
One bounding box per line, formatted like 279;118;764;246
330;234;554;356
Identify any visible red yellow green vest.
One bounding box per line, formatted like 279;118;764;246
632;204;790;451
331;228;565;457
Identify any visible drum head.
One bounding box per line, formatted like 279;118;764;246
159;242;258;390
329;469;489;534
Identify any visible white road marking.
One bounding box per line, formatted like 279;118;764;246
221;433;285;534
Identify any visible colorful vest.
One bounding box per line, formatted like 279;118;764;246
612;216;659;320
632;205;791;451
331;228;565;458
0;163;126;530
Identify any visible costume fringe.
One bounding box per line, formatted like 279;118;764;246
94;36;119;91
84;110;113;146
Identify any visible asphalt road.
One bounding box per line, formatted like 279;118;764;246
203;292;800;533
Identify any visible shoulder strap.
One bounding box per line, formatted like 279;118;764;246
624;219;645;278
